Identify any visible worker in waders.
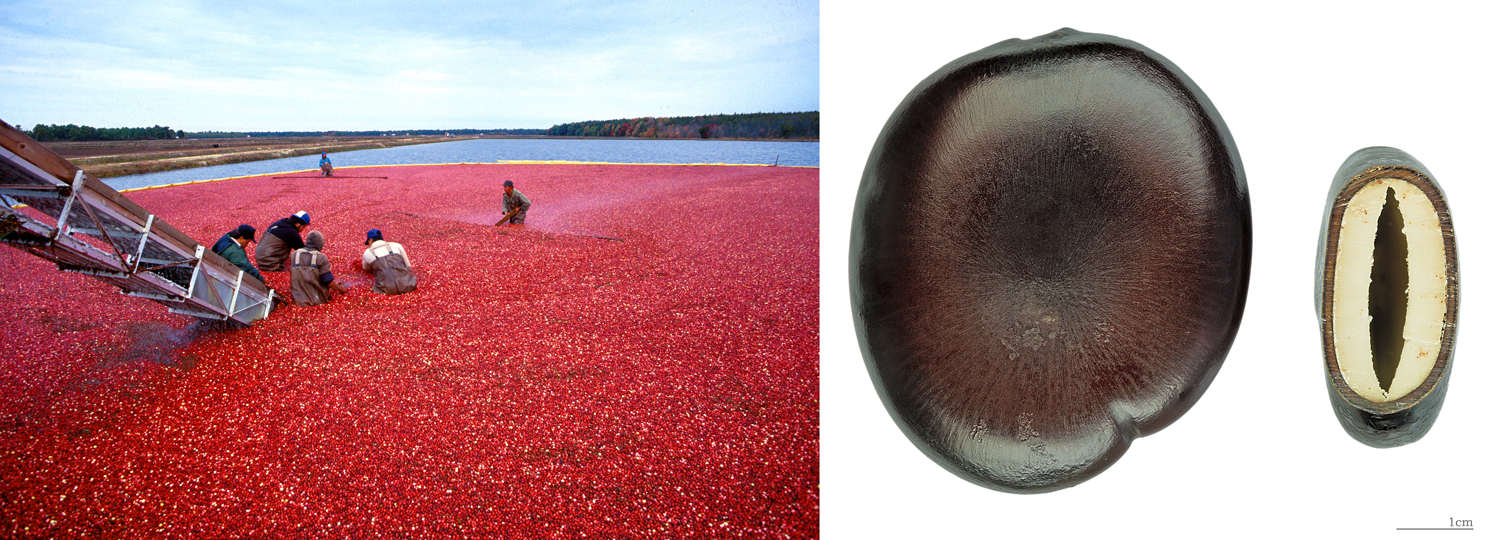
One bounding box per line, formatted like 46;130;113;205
288;230;348;306
361;229;416;294
495;180;530;225
319;153;333;177
211;224;264;284
256;210;310;272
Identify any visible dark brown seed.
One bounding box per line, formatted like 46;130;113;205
1316;146;1457;448
850;28;1251;493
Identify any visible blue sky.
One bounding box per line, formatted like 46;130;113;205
0;0;818;131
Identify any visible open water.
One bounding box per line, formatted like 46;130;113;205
105;138;818;192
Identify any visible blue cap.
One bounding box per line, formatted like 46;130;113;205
292;210;310;225
503;180;514;187
233;224;256;240
365;229;383;245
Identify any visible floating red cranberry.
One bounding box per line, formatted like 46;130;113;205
0;164;818;537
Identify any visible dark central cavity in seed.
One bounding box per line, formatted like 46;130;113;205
1369;186;1409;394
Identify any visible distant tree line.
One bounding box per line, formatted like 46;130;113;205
23;113;821;142
29;124;184;142
186;128;545;138
23;125;545;141
546;111;818;140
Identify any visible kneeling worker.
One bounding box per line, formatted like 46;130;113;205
319;153;333;177
362;229;416;294
495;180;530;225
289;230;348;306
256;211;310;272
212;224;265;283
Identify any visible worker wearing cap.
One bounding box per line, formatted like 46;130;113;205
288;230;348;306
319;153;333;177
361;229;416;295
495;180;531;225
256;211;311;272
211;224;264;283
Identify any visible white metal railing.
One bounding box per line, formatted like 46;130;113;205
0;120;275;325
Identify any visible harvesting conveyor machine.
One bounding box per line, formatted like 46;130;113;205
0;120;275;325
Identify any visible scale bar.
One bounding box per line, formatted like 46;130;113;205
1396;528;1474;531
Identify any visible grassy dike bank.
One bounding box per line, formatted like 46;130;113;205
47;135;485;178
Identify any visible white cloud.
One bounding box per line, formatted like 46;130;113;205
0;0;818;130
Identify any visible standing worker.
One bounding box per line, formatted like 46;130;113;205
319;152;333;177
289;230;348;306
361;229;416;294
212;224;265;283
256;211;311;272
495;180;531;225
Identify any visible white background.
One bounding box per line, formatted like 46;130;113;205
822;1;1497;537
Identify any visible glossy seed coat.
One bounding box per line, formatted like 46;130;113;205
851;29;1250;493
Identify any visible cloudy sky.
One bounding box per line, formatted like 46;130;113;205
0;0;818;132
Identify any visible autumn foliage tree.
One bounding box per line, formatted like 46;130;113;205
547;112;818;140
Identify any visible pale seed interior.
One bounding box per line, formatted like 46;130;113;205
1332;178;1446;402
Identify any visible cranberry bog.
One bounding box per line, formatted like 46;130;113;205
0;163;818;537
